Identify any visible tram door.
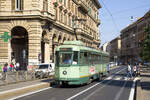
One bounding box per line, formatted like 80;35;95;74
11;26;28;70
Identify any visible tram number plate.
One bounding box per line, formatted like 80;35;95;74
89;66;95;74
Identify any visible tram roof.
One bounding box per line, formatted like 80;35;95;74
56;41;109;56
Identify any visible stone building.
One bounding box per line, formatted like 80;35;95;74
101;42;109;52
120;10;150;64
0;0;101;69
109;37;121;63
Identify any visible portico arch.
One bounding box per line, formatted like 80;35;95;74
11;26;28;70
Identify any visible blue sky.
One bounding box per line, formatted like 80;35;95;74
98;0;150;46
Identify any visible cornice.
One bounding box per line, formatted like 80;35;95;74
92;0;102;9
0;15;55;23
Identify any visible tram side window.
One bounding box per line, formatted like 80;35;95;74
73;51;78;64
80;52;84;65
80;52;88;65
103;56;107;64
84;52;88;64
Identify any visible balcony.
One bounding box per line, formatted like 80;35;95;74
78;1;88;13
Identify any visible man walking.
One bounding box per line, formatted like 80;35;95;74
127;64;133;79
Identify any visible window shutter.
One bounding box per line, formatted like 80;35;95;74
11;0;15;10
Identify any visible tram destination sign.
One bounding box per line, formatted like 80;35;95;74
0;32;11;42
60;48;72;51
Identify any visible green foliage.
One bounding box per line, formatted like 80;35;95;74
141;24;150;62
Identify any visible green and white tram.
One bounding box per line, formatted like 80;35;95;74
55;41;109;85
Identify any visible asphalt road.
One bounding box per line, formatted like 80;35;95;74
14;66;135;100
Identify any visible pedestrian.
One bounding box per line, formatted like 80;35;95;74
9;63;14;71
106;64;110;74
0;64;2;72
2;63;8;80
137;62;142;76
127;64;133;79
3;63;8;73
133;64;137;77
15;62;20;71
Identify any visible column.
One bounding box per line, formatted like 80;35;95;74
28;21;41;65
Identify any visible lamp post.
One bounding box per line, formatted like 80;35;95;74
72;17;86;40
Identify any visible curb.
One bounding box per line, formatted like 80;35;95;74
0;82;51;100
136;78;143;100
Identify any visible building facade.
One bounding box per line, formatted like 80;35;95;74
109;37;121;63
0;0;101;69
101;42;109;52
120;10;150;64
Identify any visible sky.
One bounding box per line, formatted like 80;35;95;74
98;0;150;46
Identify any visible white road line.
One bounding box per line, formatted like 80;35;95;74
128;78;138;100
106;76;113;80
0;83;47;95
114;77;122;80
8;87;52;100
67;68;126;100
114;78;127;100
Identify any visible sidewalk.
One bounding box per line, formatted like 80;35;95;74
0;79;54;100
136;72;150;100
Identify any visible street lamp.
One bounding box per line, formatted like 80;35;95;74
72;17;86;40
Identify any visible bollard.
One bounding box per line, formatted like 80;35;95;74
25;71;28;81
16;72;19;83
5;72;8;85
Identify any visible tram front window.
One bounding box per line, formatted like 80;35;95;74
59;53;72;65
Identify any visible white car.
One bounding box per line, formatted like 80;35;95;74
109;62;116;67
35;63;55;78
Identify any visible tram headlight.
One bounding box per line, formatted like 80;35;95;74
63;71;67;75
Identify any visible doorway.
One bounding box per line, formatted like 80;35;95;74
11;26;28;70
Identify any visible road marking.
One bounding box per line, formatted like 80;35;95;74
114;78;127;100
8;87;52;100
128;78;138;100
0;83;47;95
67;68;126;100
106;76;113;80
114;77;122;80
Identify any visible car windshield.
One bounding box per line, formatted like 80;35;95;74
38;65;48;69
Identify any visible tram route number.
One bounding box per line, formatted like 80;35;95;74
89;66;95;74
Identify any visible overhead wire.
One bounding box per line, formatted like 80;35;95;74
100;0;119;34
100;3;150;16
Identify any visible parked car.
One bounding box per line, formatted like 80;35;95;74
35;63;55;78
109;62;116;67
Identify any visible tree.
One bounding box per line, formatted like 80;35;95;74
140;24;150;62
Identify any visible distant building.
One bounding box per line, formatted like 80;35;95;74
101;42;109;52
109;37;121;63
120;10;150;64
